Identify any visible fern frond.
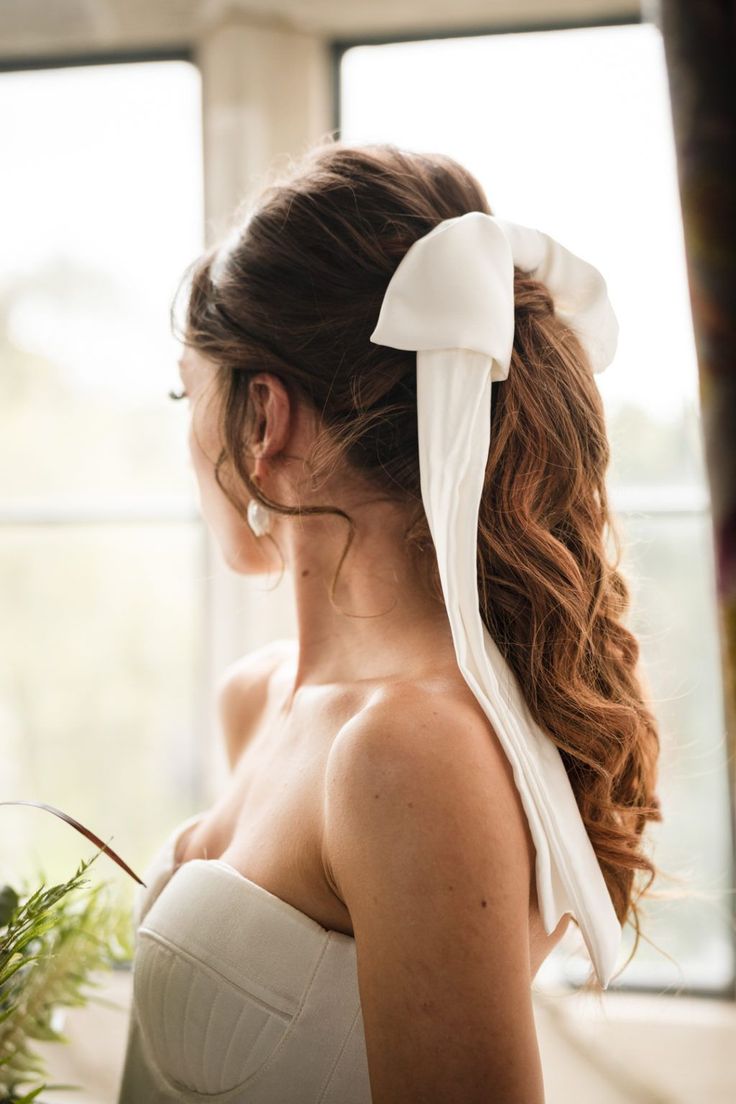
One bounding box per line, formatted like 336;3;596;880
0;845;135;1100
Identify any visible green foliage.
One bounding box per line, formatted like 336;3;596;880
0;847;134;1102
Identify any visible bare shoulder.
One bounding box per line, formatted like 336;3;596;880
322;682;543;1103
216;638;296;769
324;678;535;896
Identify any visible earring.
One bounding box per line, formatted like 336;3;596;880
247;497;273;537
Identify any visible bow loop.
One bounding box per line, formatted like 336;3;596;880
370;212;515;381
369;210;619;379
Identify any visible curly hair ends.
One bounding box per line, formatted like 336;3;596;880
172;136;677;994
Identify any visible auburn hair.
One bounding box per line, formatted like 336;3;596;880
173;138;667;991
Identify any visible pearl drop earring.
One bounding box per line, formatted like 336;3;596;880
247;498;273;537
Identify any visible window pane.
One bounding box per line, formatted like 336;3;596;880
0;523;205;921
571;511;730;989
340;24;733;991
340;23;705;494
625;511;732;988
0;60;203;502
0;60;207;939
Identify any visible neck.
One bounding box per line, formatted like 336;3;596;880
277;501;456;697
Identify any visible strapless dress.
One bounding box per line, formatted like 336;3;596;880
116;810;373;1103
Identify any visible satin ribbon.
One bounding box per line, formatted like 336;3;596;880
369;210;621;988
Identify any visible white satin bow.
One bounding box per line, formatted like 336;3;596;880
369;210;621;989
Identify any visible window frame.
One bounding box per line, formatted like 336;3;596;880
0;48;213;958
329;12;736;1003
2;11;733;1002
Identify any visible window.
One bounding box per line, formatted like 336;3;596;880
0;60;206;927
338;21;733;995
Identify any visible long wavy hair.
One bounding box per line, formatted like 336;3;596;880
173;138;666;991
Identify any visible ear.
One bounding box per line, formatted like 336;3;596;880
248;373;292;480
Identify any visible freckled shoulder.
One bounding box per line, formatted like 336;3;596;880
216;638;297;770
321;683;543;1102
323;680;535;908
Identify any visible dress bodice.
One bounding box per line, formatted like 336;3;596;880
116;812;372;1103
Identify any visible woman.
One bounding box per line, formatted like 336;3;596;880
117;139;662;1104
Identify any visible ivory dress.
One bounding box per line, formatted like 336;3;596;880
116;810;373;1103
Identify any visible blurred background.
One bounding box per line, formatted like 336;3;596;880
0;1;734;1101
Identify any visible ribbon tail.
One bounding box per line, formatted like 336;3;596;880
417;348;622;988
